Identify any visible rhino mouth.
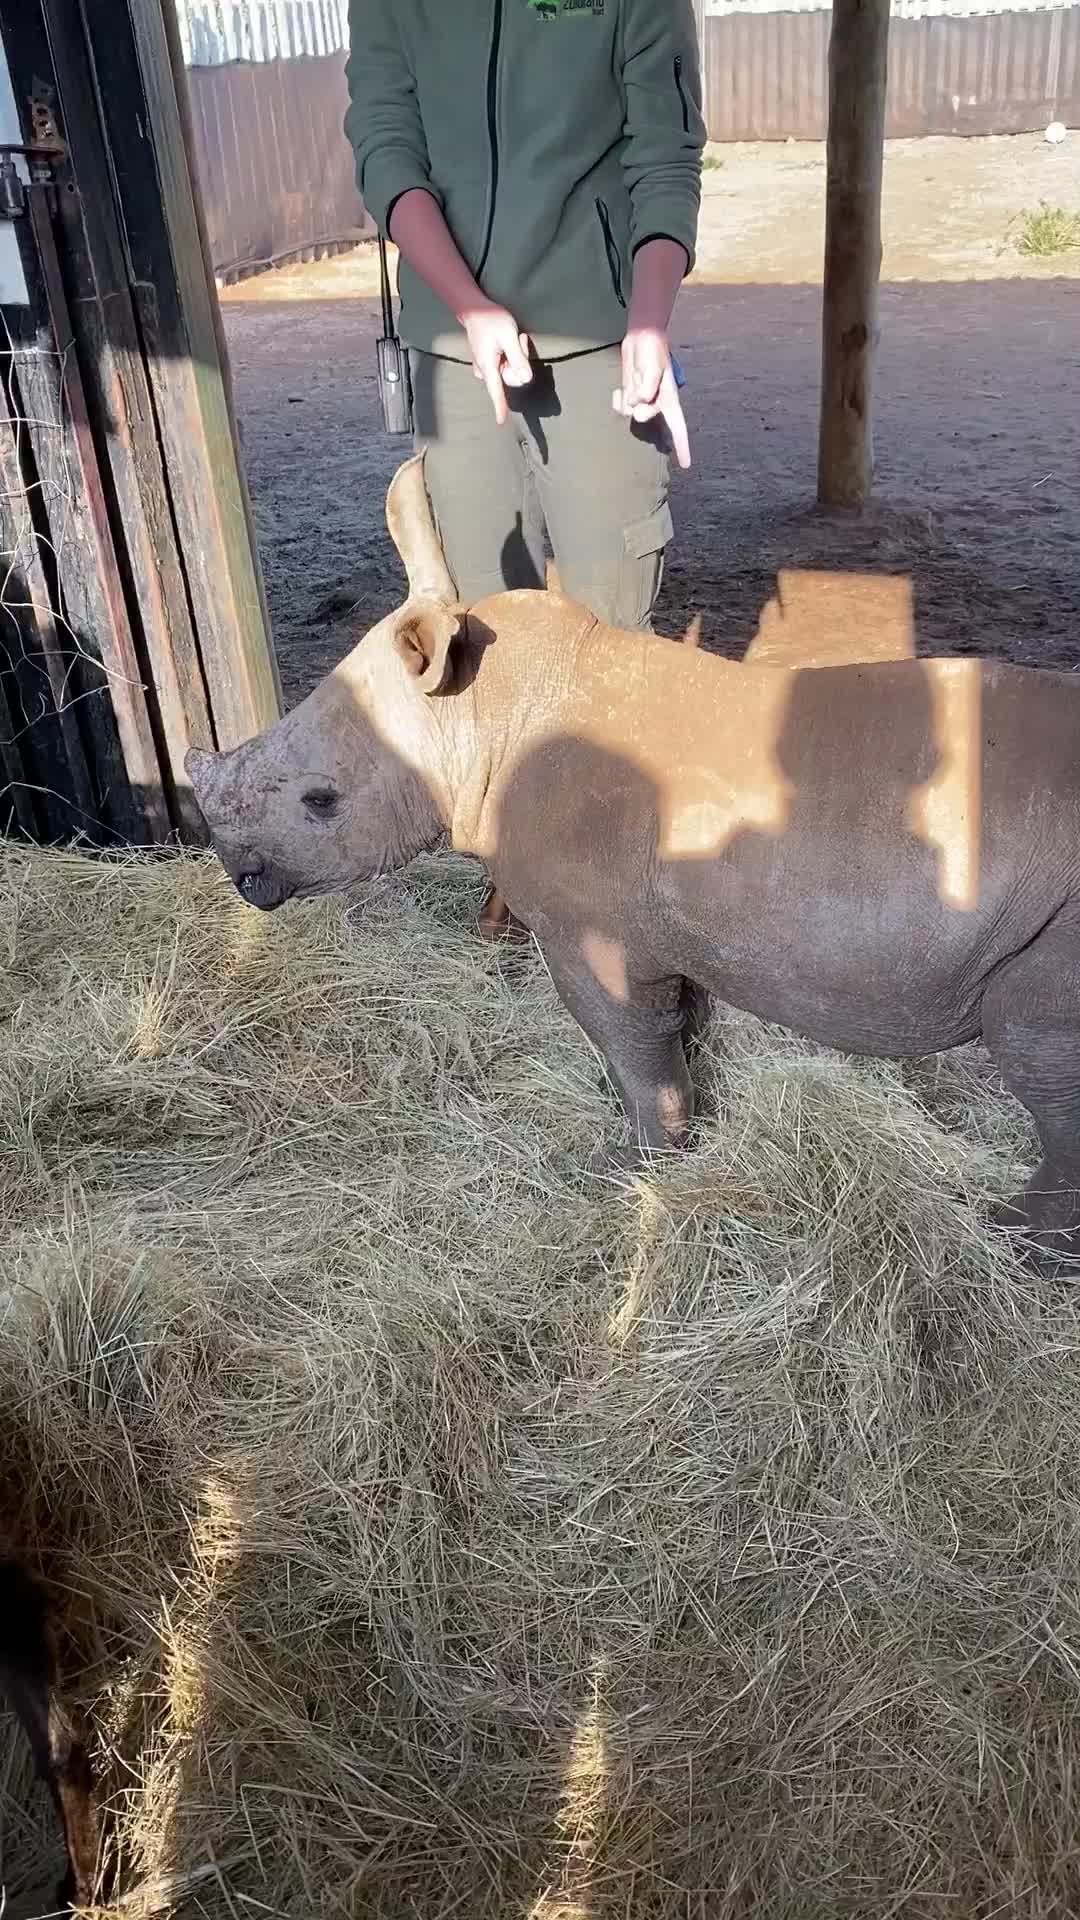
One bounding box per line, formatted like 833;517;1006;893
234;867;294;913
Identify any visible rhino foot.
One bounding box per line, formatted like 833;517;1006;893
586;1129;692;1179
587;1138;646;1179
993;1179;1080;1276
476;887;530;944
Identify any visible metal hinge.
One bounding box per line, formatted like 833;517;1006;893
0;138;66;220
0;156;27;218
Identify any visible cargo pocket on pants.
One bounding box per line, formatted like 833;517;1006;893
616;500;674;631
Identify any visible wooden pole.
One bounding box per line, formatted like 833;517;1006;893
816;0;890;508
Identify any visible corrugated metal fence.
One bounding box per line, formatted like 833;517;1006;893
176;0;349;65
704;0;1080;139
176;0;1079;280
176;0;371;281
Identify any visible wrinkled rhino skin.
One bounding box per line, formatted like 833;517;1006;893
188;457;1080;1265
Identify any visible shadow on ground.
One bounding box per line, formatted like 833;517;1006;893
218;280;1080;705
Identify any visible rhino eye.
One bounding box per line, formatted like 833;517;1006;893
303;789;338;819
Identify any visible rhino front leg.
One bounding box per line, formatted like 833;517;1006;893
543;945;693;1153
477;885;530;943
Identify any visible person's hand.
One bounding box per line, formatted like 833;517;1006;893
461;301;533;424
613;325;691;470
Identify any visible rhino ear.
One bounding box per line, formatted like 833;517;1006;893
385;453;456;604
185;746;225;817
393;603;465;695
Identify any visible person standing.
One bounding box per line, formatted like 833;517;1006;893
346;0;705;933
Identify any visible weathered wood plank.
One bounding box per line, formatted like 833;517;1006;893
1;184;156;846
22;0;216;838
0;663;38;841
2;7;182;840
85;0;281;748
3;0;279;850
25;181;170;843
0;443;46;842
0;340;99;838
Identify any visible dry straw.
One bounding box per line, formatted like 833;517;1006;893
3;843;1080;1918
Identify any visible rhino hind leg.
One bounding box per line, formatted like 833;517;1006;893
680;977;713;1054
0;1559;101;1911
981;917;1080;1268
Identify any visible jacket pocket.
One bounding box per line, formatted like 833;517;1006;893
624;501;674;562
673;53;690;133
618;501;674;630
595;198;626;309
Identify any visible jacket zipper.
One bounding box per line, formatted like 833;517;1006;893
673;52;690;133
595;199;626;308
475;0;504;280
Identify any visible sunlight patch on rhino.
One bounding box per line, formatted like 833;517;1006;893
909;660;982;914
661;783;791;857
581;929;629;1004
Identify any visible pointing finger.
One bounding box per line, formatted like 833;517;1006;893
662;385;692;470
481;353;508;426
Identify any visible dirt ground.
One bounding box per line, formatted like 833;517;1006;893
220;135;1080;705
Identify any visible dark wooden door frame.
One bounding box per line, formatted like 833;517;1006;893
0;0;280;846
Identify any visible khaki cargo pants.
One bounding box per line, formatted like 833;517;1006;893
411;344;672;630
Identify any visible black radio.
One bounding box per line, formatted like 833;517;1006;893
376;233;414;436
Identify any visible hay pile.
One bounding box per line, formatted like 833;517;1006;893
3;843;1080;1919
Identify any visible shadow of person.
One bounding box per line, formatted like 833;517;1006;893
494;670;972;1913
490;658;947;1157
505;357;562;465
500;508;546;595
707;661;946;1041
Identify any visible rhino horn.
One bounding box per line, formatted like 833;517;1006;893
185;745;229;821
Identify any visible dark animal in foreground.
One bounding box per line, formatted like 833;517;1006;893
0;1559;100;1909
188;456;1080;1265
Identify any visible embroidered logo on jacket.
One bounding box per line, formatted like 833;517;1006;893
527;0;605;19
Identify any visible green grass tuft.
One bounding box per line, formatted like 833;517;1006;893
1012;201;1080;256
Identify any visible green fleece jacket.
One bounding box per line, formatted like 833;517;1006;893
345;0;705;362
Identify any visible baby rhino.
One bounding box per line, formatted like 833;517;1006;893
189;457;1080;1261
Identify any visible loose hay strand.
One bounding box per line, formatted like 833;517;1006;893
3;843;1080;1918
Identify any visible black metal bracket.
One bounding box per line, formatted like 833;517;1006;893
0;90;68;198
0;158;27;218
0;141;66;168
0;142;65;218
